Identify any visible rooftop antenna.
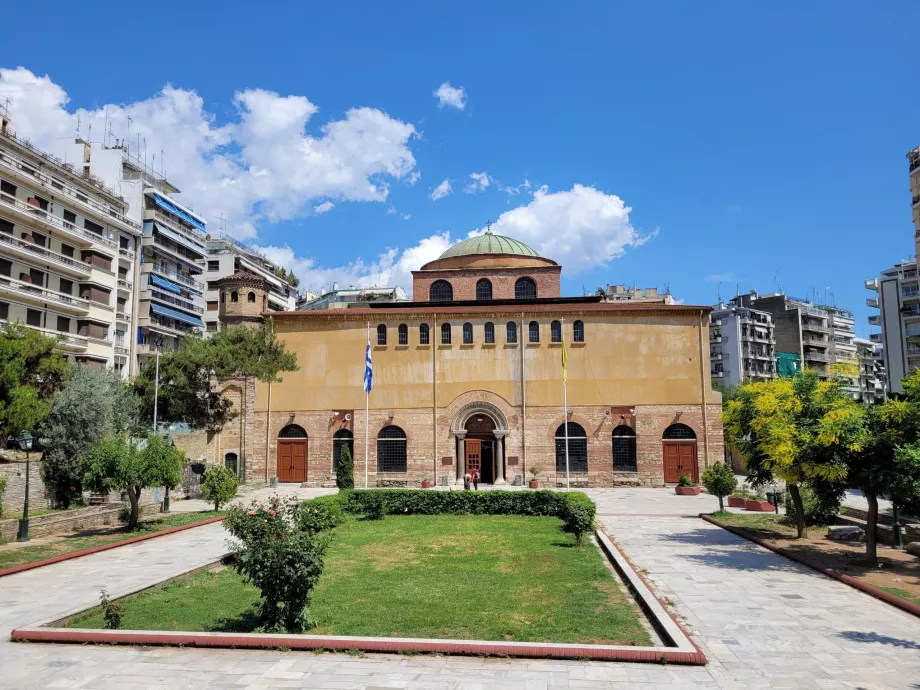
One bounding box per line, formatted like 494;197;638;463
717;281;722;303
103;105;108;146
126;116;133;154
161;149;164;176
0;97;10;119
143;136;147;171
87;123;92;143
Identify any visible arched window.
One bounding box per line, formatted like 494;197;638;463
573;320;585;343
463;322;473;344
224;452;238;475
475;278;493;301
377;425;407;473
441;322;451;345
529;320;540;343
663;423;696;440
429;280;453;302
612;426;637;472
484;322;495;344
419;323;430;345
377;324;387;346
506;321;517;344
247;291;256;303
221;292;225;304
230;291;239;303
398;323;408;346
332;429;354;472
515;277;537;300
551;320;562;343
555;422;588;473
278;424;307;438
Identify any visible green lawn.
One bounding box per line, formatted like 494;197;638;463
879;587;920;607
0;511;222;570
710;511;792;539
65;514;652;646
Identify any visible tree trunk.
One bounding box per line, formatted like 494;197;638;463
718;494;724;512
865;489;878;568
789;483;807;538
127;485;141;530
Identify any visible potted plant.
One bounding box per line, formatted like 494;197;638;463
675;473;701;496
728;487;751;508
745;490;774;512
528;466;540;489
421;479;432;489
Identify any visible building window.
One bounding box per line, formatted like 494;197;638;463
26;309;41;328
573;320;585;343
332;429;354;472
515;277;537;300
0;180;16;196
555;422;588;473
377;324;387;346
429;280;453;301
206;322;218;332
551;320;562;343
612;425;637;472
208;260;220;272
506;321;517;344
207;301;218;311
441;322;452;345
476;278;493;301
278;424;308;438
224;452;238;475
398;323;408;345
419;323;430;345
231;291;239;303
663;423;696;440
377;425;407;473
56;316;70;333
59;279;73;296
463;322;473;344
529;320;540;343
0;302;7;320
0;218;12;234
484;322;495;344
248;292;256;303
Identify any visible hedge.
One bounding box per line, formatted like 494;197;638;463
304;489;596;544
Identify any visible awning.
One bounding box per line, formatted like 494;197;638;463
150;274;183;294
153;222;206;259
149;303;204;328
151;192;207;231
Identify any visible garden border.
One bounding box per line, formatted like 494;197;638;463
0;515;226;579
700;514;920;620
10;527;707;665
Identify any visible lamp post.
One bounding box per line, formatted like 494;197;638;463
16;431;34;542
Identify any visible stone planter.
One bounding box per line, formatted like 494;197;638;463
421;479;432;489
675;486;701;496
745;499;774;512
529;480;540;489
727;496;747;508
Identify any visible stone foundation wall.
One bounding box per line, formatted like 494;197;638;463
0;501;161;542
0;459;48;518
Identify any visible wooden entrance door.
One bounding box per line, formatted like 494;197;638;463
277;439;307;483
662;442;697;483
465;439;482;476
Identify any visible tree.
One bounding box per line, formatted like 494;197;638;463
723;369;864;537
0;323;69;437
701;462;737;512
336;444;354;489
40;367;138;507
82;433;183;529
201;464;239;510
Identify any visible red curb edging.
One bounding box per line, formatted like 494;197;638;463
0;515;226;579
700;514;920;620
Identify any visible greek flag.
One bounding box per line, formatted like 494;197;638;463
363;341;373;393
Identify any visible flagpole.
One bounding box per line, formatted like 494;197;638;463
562;317;570;489
365;322;370;489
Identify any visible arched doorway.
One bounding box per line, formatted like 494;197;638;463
277;424;307;483
224;452;239;476
465;414;496;484
662;423;697;484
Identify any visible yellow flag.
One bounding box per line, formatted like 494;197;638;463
561;338;568;384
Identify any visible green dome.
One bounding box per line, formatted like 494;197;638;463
439;231;540;259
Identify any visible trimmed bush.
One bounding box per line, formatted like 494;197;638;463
701;462;737;512
336;444;354;490
299;494;345;534
200;465;239;511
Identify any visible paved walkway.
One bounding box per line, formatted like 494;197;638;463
1;488;919;688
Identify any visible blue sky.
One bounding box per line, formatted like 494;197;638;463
1;1;919;333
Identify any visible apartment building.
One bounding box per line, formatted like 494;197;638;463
709;301;776;386
204;234;296;330
596;284;676;304
908;147;920;261
53;139;207;370
866;260;919;393
296;284;408;311
826;306;860;398
0;113;141;375
855;337;885;404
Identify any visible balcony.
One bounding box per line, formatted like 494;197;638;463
0;276;91;314
139;316;197;338
142;259;205;291
866;297;879;309
119;247;135;261
902;289;920;302
746;369;774;378
711;352;723;361
914;194;920;207
0;190;118;249
751;332;773;342
711;370;723;378
865;278;879;291
868;314;880;326
743;350;774;360
145;288;205;314
804;351;833;363
710;335;722;344
801;320;830;333
114;345;130;356
0;318;88;351
147;209;207;249
116;311;129;323
802;335;829;346
150;232;205;265
0;231;92;278
117;278;133;292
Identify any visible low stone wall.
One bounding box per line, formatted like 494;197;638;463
0;502;161;542
839;506;920;544
0;459;50;518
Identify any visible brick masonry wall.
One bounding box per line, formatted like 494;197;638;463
0;460;50;517
412;266;561;301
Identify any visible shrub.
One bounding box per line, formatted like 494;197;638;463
200;465;239;511
225;496;326;633
677;473;695;487
100;589;123;630
559;492;595;544
299;494;345;534
362;492;386;520
783;482;841;526
336;444;354;490
0;475;6;518
701;462;737;511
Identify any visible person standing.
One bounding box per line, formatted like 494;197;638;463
463;472;471;490
472;469;480;490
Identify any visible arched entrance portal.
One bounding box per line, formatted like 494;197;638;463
662;423;698;484
451;402;510;485
464;414;496;484
277;424;308;483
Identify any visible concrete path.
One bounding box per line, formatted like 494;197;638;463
1;488;919;688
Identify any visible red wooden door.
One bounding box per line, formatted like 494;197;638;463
662;442;698;483
465;439;482;475
277;439;307;483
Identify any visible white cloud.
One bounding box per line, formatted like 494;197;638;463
433;82;467;110
469;184;652;275
314;201;334;214
407;171;421;185
706;272;737;283
386;207;397;215
0;67;418;238
429;178;452;201
402;213;411;221
464;171;491;194
503;178;532;196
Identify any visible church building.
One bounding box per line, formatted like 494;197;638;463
212;233;723;488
